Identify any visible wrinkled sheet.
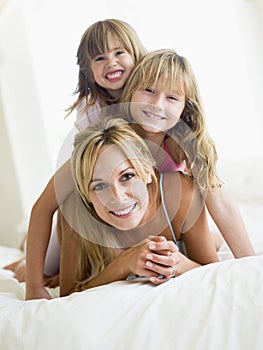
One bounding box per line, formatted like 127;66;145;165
0;246;262;350
1;201;263;350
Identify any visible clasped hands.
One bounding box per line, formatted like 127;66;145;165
126;235;180;285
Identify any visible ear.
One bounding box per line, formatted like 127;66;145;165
145;172;152;185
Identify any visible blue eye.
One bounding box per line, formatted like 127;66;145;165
93;183;108;191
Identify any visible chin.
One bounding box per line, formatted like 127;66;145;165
111;217;142;231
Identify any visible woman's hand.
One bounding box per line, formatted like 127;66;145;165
125;235;180;285
145;236;180;284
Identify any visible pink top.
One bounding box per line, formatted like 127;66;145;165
158;138;186;173
74;99;103;131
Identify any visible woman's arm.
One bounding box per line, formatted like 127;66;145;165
59;204;179;296
163;172;219;277
25;159;74;300
205;186;255;258
81;238;179;290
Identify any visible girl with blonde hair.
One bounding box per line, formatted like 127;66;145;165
121;48;254;257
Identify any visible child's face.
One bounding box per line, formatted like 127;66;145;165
130;81;186;133
88;144;152;231
91;33;135;99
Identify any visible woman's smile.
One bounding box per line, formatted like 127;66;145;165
110;203;137;217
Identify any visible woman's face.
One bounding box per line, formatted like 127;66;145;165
88;144;152;230
130;80;186;134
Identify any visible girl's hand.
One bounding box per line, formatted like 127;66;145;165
43;273;60;288
26;285;52;300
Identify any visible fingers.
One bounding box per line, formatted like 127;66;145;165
148;239;178;255
145;249;180;283
128;237;179;282
43;274;60;288
147;235;167;242
14;260;26;282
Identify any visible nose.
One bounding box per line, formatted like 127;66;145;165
111;183;127;202
151;94;165;111
106;55;118;69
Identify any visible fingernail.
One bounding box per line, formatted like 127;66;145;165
149;244;156;250
146;254;153;259
146;261;153;268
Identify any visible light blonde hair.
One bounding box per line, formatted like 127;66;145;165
121;49;222;191
70;117;157;290
66;19;147;116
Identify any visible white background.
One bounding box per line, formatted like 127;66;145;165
0;0;262;246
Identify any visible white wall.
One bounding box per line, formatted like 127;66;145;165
0;0;262;246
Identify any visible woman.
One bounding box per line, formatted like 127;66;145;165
59;117;219;296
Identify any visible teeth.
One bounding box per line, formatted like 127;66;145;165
107;71;122;79
113;204;135;216
144;111;163;120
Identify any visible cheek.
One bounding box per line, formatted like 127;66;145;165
129;102;137;120
131;179;149;205
131;91;143;104
90;192;109;211
167;104;185;124
130;97;143;121
125;58;135;72
90;64;101;82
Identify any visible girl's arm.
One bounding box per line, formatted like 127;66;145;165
25;159;74;300
205;186;255;258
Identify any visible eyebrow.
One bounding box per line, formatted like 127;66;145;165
90;167;134;184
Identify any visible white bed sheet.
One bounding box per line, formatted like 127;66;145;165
0;248;263;350
0;203;262;350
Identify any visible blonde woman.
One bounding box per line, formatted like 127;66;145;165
59;117;218;296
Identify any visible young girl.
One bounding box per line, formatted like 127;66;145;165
59;117;219;296
121;48;255;258
23;19;147;300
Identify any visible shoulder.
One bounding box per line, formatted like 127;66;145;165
161;172;205;233
161;171;193;196
160;172;194;217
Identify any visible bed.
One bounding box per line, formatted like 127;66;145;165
0;166;263;350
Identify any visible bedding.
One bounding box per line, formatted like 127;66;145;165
0;205;262;350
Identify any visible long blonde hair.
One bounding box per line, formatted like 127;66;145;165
66;19;147;116
122;49;222;191
70;117;157;290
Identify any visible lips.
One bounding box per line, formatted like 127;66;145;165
106;70;123;81
110;203;136;217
